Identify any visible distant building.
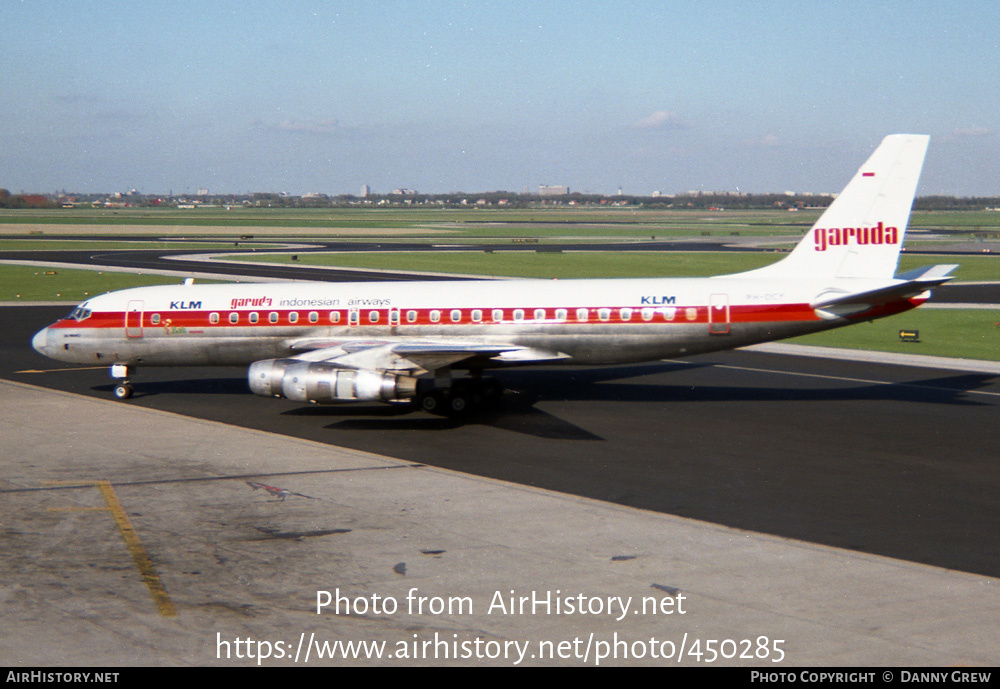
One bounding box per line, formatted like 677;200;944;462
361;184;370;197
539;184;569;196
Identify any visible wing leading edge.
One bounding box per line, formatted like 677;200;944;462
284;338;568;374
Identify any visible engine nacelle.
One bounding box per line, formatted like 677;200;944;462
248;358;418;403
248;358;297;397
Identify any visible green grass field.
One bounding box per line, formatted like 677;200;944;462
232;249;781;277
230;250;1000;282
787;308;1000;360
0;239;284;251
0;265;219;302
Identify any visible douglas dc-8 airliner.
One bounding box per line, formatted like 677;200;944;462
32;135;955;415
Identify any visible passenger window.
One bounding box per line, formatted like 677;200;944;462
492;309;503;322
249;312;259;324
472;309;482;322
329;311;341;323
598;309;610;322
309;311;319;323
534;308;545;321
620;308;633;321
555;309;566;321
450;309;462;323
269;312;279;324
430;310;441;323
151;314;161;325
406;310;418;323
576;308;588;322
289;312;299;323
369;311;379;323
229;312;239;324
209;313;219;324
514;309;524;321
642;308;654;321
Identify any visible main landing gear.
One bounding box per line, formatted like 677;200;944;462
110;364;134;400
414;377;504;418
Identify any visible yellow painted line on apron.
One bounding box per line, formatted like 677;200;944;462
45;480;177;617
94;481;177;618
16;365;111;373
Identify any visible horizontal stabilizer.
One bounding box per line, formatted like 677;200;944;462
811;265;957;316
896;263;960;282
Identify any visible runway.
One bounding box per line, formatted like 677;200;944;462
5;305;999;580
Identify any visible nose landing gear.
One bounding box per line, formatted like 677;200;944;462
110;364;134;400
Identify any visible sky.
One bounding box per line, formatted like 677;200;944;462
3;0;1000;196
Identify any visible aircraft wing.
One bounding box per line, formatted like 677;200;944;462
284;338;569;374
811;264;958;317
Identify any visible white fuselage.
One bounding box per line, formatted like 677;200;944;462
32;274;921;369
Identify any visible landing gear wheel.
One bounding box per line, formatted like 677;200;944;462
418;390;446;414
113;383;134;400
447;392;469;416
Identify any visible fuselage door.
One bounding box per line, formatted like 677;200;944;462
389;308;400;327
348;308;360;327
709;293;730;335
125;300;144;338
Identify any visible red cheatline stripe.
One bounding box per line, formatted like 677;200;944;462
46;302;825;330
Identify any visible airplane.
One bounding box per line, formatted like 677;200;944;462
31;134;956;416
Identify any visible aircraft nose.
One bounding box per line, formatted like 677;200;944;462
32;327;48;355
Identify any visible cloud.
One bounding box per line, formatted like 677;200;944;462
257;118;344;135
277;119;343;134
98;109;151;122
53;93;102;105
633;110;689;130
945;126;992;140
741;133;780;148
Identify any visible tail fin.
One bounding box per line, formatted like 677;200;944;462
733;134;930;280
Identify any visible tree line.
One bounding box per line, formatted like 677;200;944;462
0;189;55;209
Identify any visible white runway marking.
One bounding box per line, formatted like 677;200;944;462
709;362;1000;399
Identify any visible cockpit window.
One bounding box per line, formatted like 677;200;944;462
65;305;92;321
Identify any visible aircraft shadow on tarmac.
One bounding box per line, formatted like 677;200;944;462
287;392;607;441
276;362;710;440
157;361;995;440
92;360;996;422
85;356;994;449
94;377;251;397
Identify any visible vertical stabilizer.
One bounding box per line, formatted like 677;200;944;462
732;134;929;280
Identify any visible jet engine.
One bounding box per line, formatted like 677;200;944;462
248;358;418;403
